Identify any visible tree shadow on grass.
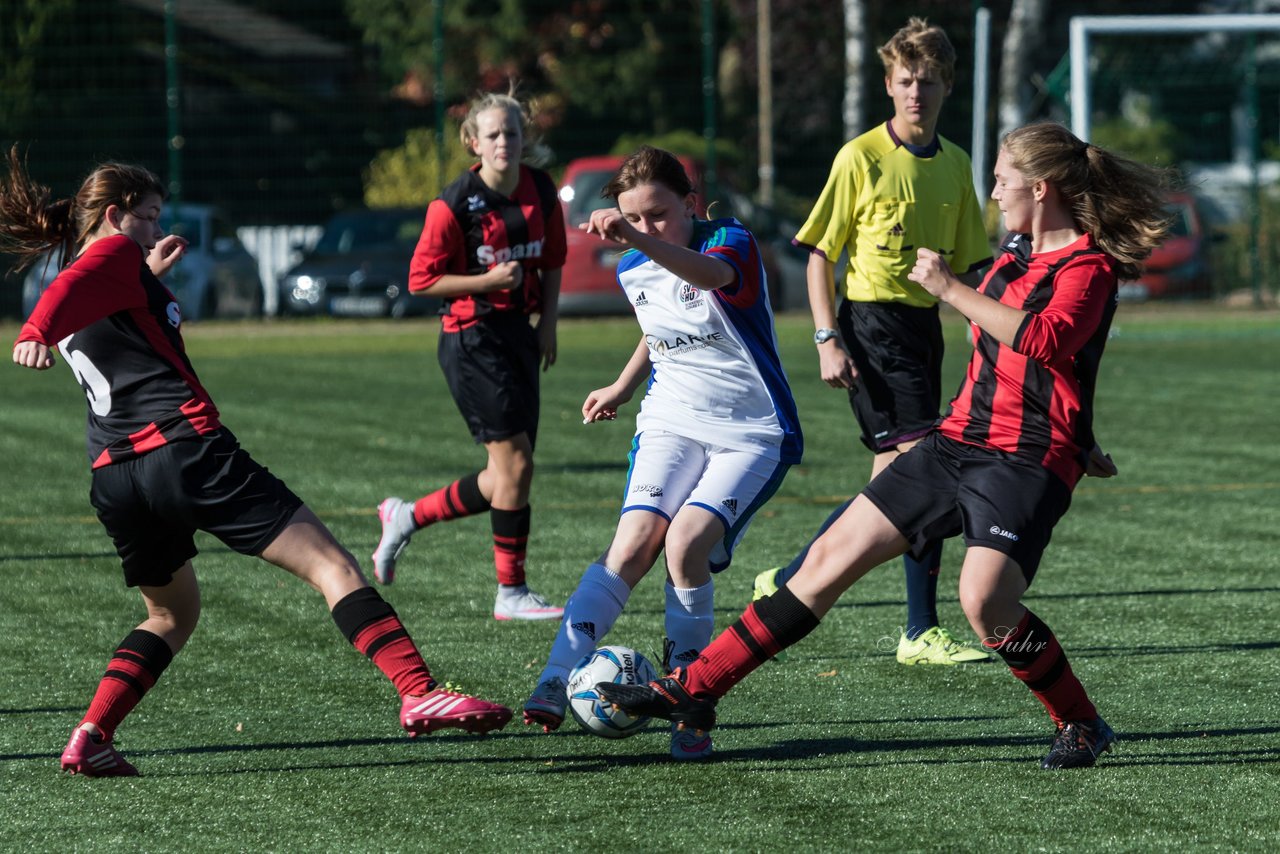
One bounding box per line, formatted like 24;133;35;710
830;584;1280;611
0;705;81;715
10;721;1276;775
0;551;120;563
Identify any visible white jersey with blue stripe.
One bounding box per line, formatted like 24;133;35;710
615;218;802;464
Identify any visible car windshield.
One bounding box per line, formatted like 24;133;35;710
160;211;202;249
1165;202;1193;238
313;211;424;254
566;170;617;225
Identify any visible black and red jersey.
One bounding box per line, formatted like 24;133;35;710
939;232;1118;487
17;234;221;468
408;164;566;333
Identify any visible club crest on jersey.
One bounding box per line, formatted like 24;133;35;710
166;301;182;328
477;238;545;266
679;282;704;308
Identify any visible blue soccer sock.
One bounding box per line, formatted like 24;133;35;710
903;541;943;640
775;498;854;587
538;562;631;684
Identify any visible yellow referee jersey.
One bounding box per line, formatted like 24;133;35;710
795;121;991;307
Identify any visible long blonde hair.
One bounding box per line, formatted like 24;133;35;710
1001;122;1172;279
0;146;166;273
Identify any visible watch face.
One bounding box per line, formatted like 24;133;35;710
814;329;837;344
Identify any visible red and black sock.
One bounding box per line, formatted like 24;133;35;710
412;472;489;528
332;587;433;697
984;609;1097;724
683;587;820;700
81;629;174;741
491;505;531;587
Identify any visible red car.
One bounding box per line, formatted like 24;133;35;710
556;154;707;315
1123;192;1213;300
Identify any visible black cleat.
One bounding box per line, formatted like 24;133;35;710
595;667;717;733
1040;716;1116;769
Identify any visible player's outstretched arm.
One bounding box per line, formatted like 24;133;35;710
583;208;732;291
12;340;56;370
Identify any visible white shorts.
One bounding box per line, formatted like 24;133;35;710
620;430;790;572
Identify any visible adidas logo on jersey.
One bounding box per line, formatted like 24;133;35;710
571;621;597;640
634;291;648;306
467;194;486;212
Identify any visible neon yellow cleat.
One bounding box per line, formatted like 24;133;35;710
752;566;782;601
751;567;787;662
895;626;992;665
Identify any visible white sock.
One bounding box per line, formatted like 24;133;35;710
664;579;715;671
538;562;631;684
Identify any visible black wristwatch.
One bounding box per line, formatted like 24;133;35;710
813;327;839;345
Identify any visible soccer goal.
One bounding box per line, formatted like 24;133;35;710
1069;13;1280;302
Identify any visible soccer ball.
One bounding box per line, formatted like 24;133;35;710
566;645;658;739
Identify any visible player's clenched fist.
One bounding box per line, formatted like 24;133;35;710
582;208;638;246
13;340;55;370
906;247;958;300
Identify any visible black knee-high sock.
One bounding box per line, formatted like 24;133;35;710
332;587;433;697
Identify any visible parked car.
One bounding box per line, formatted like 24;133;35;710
278;208;438;318
22;202;263;321
1123;191;1214;300
556;155;801;315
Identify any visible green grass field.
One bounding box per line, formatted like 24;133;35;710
1;308;1277;851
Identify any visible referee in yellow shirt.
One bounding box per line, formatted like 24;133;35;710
755;17;994;666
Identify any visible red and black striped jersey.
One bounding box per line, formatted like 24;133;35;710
17;234;221;469
408;164;566;333
939;232;1118;487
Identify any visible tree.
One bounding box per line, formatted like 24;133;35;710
842;0;868;140
0;0;73;134
363;125;476;207
997;0;1048;139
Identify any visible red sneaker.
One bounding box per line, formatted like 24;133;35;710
60;728;139;777
401;684;512;736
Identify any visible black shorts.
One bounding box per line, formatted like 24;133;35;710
438;312;540;447
838;299;944;453
861;432;1073;584
89;429;304;588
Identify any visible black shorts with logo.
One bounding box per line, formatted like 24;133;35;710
90;429;304;587
438;311;540;447
861;432;1073;584
838;299;944;453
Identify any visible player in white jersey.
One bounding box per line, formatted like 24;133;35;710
522;146;801;759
